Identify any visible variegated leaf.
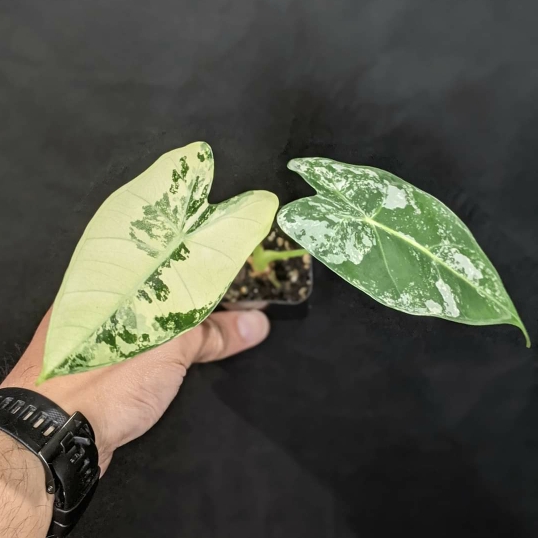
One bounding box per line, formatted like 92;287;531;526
278;158;529;346
40;142;278;381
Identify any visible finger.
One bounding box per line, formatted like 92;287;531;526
181;310;270;365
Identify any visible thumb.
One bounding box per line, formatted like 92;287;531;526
181;310;270;366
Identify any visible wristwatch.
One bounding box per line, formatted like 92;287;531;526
0;387;100;537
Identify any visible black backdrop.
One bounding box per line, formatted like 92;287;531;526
1;1;538;536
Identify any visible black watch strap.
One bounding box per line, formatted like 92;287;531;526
0;387;100;537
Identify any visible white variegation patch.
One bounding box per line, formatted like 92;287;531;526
40;142;279;381
278;157;529;346
383;185;408;210
435;278;460;318
425;300;442;315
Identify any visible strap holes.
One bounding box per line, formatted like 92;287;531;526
33;417;45;429
22;410;34;421
0;397;13;409
43;425;56;437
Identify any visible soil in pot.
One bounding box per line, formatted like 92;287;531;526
223;225;313;305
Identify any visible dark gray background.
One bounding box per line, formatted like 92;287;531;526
1;1;538;536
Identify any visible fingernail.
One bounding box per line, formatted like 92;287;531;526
237;310;270;345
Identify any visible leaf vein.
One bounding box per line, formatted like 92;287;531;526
363;216;513;318
185;239;236;264
371;226;400;293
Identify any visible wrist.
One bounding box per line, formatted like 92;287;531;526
0;432;53;538
1;372;112;471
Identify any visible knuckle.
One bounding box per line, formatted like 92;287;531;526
164;359;189;379
199;318;226;361
157;349;190;375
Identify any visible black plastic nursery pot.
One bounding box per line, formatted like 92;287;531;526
221;225;314;320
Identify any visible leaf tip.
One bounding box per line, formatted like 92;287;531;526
522;326;531;349
287;158;302;172
35;372;49;386
513;318;531;348
36;364;59;385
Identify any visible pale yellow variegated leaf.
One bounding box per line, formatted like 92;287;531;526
39;142;278;381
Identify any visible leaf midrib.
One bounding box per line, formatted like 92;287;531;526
49;166;213;364
363;216;514;314
49;197;267;364
319;192;517;323
50;229;187;356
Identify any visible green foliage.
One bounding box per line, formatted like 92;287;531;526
278;158;529;346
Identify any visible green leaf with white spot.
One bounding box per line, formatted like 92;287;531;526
278;158;529;346
39;142;278;381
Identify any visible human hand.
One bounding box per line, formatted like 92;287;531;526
1;308;270;473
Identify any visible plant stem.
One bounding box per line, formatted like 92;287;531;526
251;244;308;273
267;270;282;289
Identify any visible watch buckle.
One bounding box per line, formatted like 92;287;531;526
38;411;87;494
